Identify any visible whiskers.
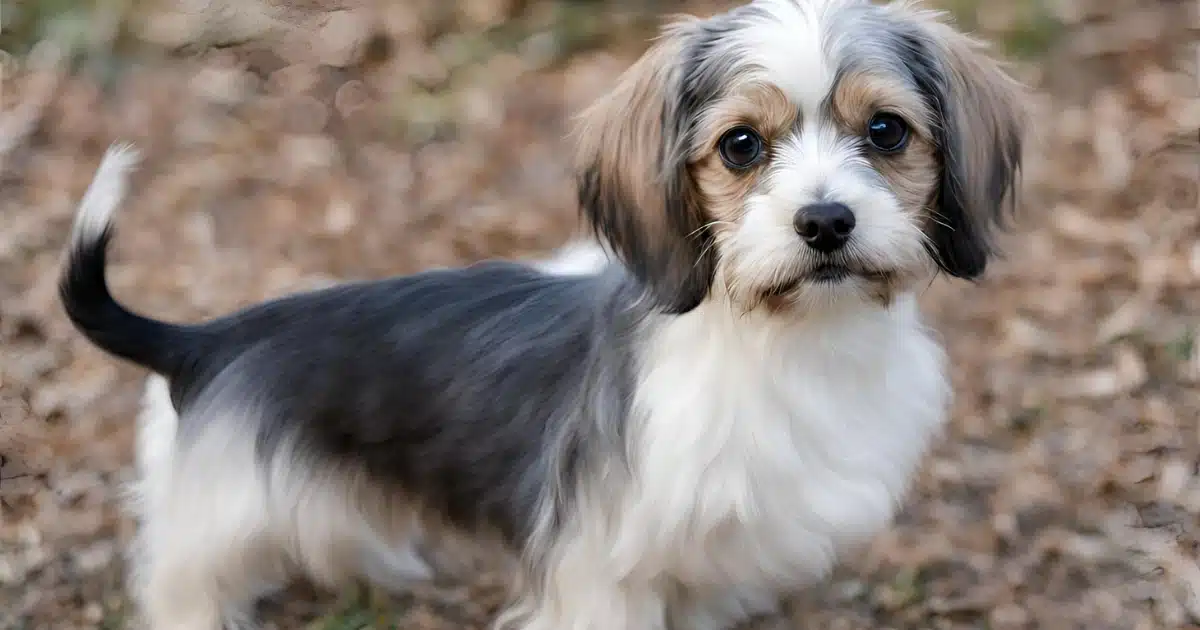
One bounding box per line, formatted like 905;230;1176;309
718;239;914;314
687;220;738;239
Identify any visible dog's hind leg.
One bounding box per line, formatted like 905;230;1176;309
357;524;435;592
133;531;278;630
126;383;290;630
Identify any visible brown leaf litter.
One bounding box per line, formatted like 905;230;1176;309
0;0;1198;628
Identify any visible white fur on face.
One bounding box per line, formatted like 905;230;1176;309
703;0;936;308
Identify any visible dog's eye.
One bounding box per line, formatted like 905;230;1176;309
718;126;764;169
866;113;909;153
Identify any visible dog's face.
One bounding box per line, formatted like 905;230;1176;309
577;0;1025;314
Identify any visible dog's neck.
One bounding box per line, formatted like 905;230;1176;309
650;288;922;358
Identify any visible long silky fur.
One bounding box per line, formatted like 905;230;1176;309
58;2;1025;629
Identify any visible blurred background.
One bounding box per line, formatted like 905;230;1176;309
0;0;1197;628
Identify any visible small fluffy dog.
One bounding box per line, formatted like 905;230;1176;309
60;0;1024;628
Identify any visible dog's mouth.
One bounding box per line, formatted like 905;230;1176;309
761;264;895;297
806;263;854;283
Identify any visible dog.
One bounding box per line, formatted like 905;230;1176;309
59;0;1024;628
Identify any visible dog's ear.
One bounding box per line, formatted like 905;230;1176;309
574;21;715;314
902;13;1027;280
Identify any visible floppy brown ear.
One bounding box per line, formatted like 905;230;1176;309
574;21;715;314
901;12;1028;280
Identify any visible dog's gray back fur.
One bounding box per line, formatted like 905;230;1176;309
103;254;645;547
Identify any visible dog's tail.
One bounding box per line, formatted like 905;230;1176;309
59;143;206;377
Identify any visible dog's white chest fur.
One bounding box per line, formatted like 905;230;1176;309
617;294;950;591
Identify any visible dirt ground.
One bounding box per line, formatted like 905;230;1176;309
0;0;1198;628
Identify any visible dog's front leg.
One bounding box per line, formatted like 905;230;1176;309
665;585;781;630
494;537;669;630
495;582;668;630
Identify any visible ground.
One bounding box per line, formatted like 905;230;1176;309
0;0;1197;629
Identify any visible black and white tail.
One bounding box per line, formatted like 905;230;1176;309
59;143;203;377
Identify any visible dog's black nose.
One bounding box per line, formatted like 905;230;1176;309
794;202;855;253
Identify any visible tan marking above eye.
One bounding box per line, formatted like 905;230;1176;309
694;82;798;158
830;71;931;140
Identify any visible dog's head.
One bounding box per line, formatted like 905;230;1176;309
576;0;1026;314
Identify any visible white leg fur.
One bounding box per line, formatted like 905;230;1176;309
666;586;780;630
127;375;431;630
498;559;778;630
496;553;669;630
129;378;287;630
357;524;434;592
